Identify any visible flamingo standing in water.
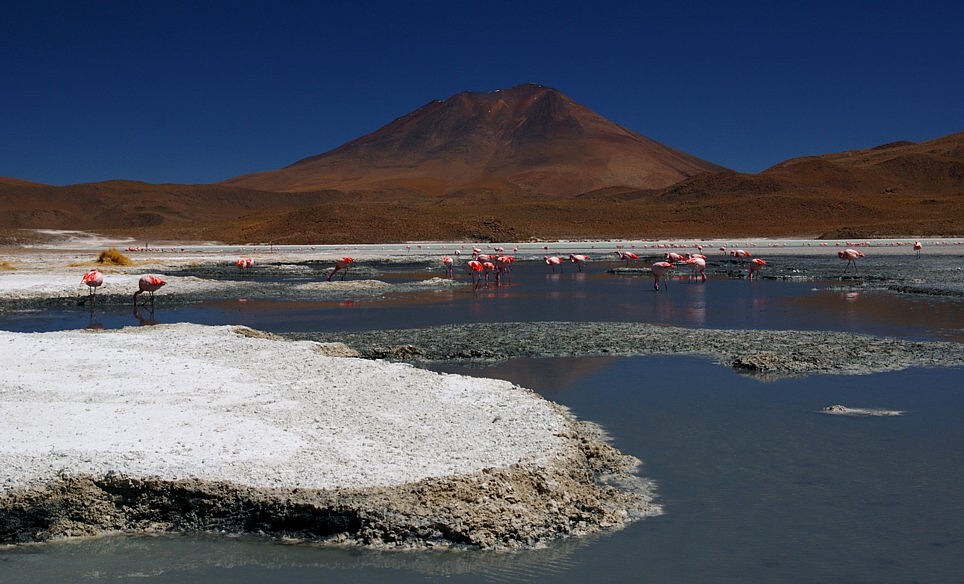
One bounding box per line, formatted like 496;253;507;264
651;261;675;291
569;254;589;272
544;256;563;273
913;241;922;258
731;249;752;264
837;249;864;273
133;275;166;305
81;269;104;301
615;250;638;265
442;256;454;277
684;256;707;281
482;261;496;285
235;257;254;271
327;257;354;281
748;258;767;280
467;260;484;287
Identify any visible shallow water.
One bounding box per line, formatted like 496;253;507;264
3;260;963;341
1;253;963;583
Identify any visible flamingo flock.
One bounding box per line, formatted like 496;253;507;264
71;239;922;324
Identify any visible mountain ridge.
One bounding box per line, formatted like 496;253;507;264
221;84;727;195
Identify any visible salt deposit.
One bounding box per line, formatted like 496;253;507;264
0;324;570;492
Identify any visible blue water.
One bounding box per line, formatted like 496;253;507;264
2;260;963;583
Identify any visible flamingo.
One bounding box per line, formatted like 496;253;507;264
133;275;166;305
837;249;864;273
684;257;707;281
665;252;685;262
731;249;751;264
544;256;563;273
467;260;484;287
615;250;638;265
81;269;104;301
569;254;589;272
651;261;675;291
913;241;922;258
327;257;354;281
442;256;454;277
748;258;767;280
482;261;495;285
235;257;254;271
495;256;514;284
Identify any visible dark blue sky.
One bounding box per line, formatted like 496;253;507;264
2;1;962;186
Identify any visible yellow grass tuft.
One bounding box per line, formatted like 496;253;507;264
0;261;15;270
96;247;133;266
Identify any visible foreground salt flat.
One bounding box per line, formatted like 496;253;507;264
0;324;569;492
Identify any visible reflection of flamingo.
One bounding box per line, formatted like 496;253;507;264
133;275;166;305
569;254;589;272
442;256;454;277
132;305;159;326
544;256;563;273
913;241;922;258
651;261;675;291
748;258;767;280
81;269;104;301
837;249;864;273
327;257;354;281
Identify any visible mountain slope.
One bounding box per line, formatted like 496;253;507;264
221;84;726;195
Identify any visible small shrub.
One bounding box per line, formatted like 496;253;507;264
96;247;132;266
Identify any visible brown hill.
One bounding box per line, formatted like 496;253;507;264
0;130;960;244
629;131;964;238
221;84;727;195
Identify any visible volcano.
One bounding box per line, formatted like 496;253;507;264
221;84;727;195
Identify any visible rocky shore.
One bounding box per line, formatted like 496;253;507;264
285;322;964;380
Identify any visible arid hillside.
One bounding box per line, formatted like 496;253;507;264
0;122;960;244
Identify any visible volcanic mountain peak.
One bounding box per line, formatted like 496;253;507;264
223;84;727;195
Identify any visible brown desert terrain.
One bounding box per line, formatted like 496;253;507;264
0;85;960;244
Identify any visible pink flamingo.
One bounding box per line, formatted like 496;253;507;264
327;257;354;281
569;254;589;272
665;252;685;262
731;249;751;264
235;257;254;271
615;250;638;265
913;241;922;258
544;256;563;273
837;249;864;273
133;275;166;305
651;261;675;291
482;261;495;285
442;256;454;277
684;257;706;281
495;256;514;284
748;258;767;280
81;269;104;301
467;260;484;287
